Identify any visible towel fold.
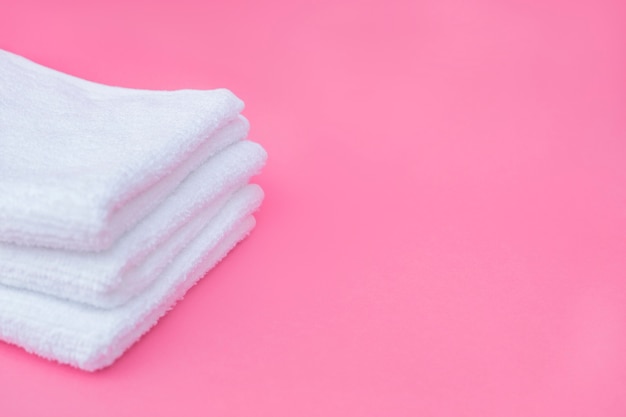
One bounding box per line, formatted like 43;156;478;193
0;49;268;371
0;49;246;251
0;141;267;308
0;185;263;371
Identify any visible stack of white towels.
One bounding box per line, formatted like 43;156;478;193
0;50;267;371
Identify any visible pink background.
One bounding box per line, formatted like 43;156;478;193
1;0;625;415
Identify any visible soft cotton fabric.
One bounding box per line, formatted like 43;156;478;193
0;185;263;371
0;49;247;251
0;141;267;308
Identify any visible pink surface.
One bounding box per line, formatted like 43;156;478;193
1;0;625;415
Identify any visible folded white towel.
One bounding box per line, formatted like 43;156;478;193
0;140;266;308
0;185;263;371
0;49;246;251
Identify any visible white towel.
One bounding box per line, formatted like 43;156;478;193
0;140;267;308
0;49;246;251
0;185;263;371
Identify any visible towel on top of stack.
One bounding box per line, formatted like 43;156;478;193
0;49;267;371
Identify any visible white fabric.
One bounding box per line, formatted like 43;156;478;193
0;185;263;371
0;49;246;251
0;141;267;308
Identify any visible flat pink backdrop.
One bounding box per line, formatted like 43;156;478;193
1;0;625;416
